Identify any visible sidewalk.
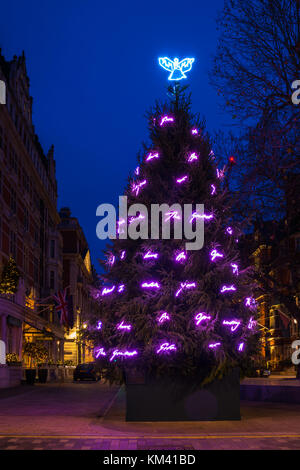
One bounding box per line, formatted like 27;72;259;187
0;381;300;449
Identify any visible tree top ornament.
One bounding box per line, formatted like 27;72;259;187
158;57;195;81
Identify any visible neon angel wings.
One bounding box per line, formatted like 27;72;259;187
158;57;195;81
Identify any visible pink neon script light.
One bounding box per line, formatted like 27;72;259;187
210;249;224;261
143;251;159;260
175;251;186;262
96;321;102;330
210;184;216;195
217;168;225;179
120;250;126;260
110;350;138;362
146;152;159;162
209;342;221;349
220;285;236;293
135;166;140;175
95;347;106;358
175;281;196;297
132;180;147;196
247;316;257;330
117;219;125;235
158;312;170;324
190;212;213;223
108;255;115;266
194;312;211;326
118;284;125;293
117;321;132;331
223;320;241;332
141;281;160;289
238;342;245;352
101;286;115;296
226;227;233;235
129;214;145;225
160;115;174;126
231;263;239;275
176;176;188;184
191;128;198;135
165;210;181;222
156;342;177;354
187;152;198;162
245;297;256;308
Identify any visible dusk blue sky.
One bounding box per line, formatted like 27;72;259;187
0;0;231;270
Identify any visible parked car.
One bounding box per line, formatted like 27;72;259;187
256;368;271;378
73;362;101;381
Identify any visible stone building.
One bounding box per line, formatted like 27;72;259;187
58;207;97;365
0;50;64;368
247;183;300;371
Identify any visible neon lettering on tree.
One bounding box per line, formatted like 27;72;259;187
160;115;174;126
175;251;187;262
165;210;181;222
143;251;159;260
146;152;159;162
187;152;198;162
141;281;161;289
109;350;138;362
95;347;106;358
194;312;211;326
156;342;177;354
117;321;132;331
132;180;147;196
176;175;188;184
175;281;196;297
157;312;170;324
220;285;236;294
190;211;213;223
222;320;241;332
210;249;224;261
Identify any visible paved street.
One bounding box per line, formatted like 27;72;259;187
0;381;300;450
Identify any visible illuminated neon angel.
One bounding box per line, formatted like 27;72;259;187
158;57;195;81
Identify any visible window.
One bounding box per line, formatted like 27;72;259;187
9;231;16;258
50;270;55;290
23;246;28;274
23;170;29;192
10;188;16;214
34;257;39;283
24;207;29;231
50;239;55;258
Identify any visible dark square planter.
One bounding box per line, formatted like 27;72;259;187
125;368;240;421
25;369;36;385
38;368;48;383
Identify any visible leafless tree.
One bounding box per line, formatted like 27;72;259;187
211;0;300;374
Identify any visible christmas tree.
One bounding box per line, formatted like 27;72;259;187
0;256;20;295
86;85;259;387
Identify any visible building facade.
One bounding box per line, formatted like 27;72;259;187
250;219;300;371
58;207;98;365
0;50;64;366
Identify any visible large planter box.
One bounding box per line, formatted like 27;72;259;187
125;368;240;421
0;366;22;389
